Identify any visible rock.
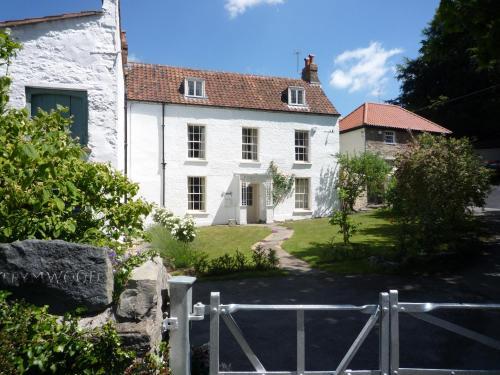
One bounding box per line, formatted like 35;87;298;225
0;239;113;314
78;307;115;330
115;256;169;353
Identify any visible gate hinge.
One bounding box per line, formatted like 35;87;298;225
189;302;205;321
162;317;178;331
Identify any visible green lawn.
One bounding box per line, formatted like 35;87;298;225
194;225;272;258
282;210;399;273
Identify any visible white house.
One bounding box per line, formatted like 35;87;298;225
1;0;125;169
126;55;340;225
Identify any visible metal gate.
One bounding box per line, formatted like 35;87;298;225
165;276;500;375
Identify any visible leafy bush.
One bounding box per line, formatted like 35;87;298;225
148;224;203;269
193;245;278;276
153;207;196;243
0;30;152;252
0;291;134;374
389;134;491;254
332;152;390;244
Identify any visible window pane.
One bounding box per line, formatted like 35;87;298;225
291;89;297;104
295;130;309;162
297;89;304;104
295;178;310;209
242;128;258;160
188;125;205;159
188;176;205;211
195;81;202;97
188;80;195;96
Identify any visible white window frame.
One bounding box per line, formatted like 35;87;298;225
242;127;258;161
384;130;396;144
295;130;310;162
187;176;206;211
294;178;310;210
288;86;306;106
187;124;206;159
184;78;205;98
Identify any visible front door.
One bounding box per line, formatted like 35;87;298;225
246;184;260;224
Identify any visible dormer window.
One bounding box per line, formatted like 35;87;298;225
185;78;205;98
288;87;305;106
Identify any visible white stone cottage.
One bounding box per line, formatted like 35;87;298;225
1;1;340;226
1;0;125;169
126;56;340;225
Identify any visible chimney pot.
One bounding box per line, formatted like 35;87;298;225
302;53;320;84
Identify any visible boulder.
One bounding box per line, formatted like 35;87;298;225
0;239;113;314
115;256;169;354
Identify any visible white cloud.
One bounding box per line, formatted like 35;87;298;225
128;52;140;62
329;42;403;97
225;0;285;18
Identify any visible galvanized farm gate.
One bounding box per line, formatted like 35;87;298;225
165;276;500;375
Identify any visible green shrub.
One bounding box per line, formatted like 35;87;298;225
389;134;491;254
152;207;197;243
0;291;134;374
194;245;278;276
148;224;203;269
0;30;152;252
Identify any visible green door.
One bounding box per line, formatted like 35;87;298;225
29;89;88;145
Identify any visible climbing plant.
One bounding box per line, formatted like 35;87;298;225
267;161;294;207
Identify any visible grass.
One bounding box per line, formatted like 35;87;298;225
194;225;272;258
282;209;400;274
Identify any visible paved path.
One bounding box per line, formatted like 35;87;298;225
252;223;314;273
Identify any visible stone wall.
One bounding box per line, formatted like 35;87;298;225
0;240;169;355
365;127;413;160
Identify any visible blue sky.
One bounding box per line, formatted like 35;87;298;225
2;0;439;115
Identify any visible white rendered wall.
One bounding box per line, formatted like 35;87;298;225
6;0;124;169
339;128;365;155
128;102;340;225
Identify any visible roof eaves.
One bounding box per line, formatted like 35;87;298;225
0;11;103;28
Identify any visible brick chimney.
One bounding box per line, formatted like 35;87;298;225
302;54;320;84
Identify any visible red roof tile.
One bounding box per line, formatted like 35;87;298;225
339;102;451;134
0;11;103;28
126;63;339;116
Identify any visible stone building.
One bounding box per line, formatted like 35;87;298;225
340;102;451;206
1;0;125;169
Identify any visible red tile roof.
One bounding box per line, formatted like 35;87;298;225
339;102;451;134
126;63;339;116
0;11;103;28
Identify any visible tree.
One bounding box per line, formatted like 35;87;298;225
390;0;500;142
330;152;390;244
389;134;491;253
0;30;151;252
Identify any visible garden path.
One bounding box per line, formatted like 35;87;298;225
251;223;315;273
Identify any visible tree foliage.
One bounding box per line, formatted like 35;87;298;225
0;30;151;251
390;0;500;141
330;152;390;244
389;134;491;253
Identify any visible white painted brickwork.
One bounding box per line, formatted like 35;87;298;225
6;0;124;169
128;102;340;225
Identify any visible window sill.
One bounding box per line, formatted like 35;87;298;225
293;210;313;215
383;142;396;145
184;95;208;99
239;160;261;166
292;161;312;168
186;211;209;216
185;159;208;165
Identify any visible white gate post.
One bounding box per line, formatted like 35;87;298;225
168;276;197;375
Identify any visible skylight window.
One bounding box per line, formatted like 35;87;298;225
185;78;205;98
288;87;305;106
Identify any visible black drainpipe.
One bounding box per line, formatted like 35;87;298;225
161;103;166;207
124;96;128;176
